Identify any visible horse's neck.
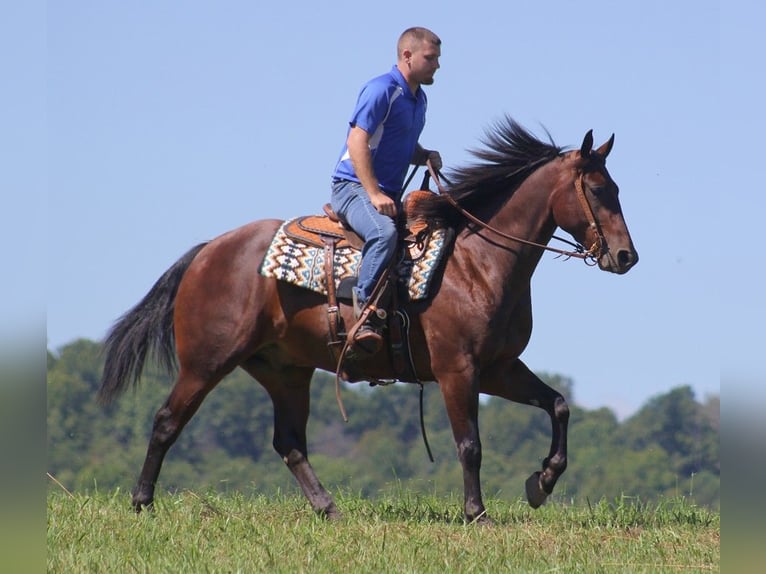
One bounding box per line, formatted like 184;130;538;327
453;163;561;301
482;163;559;253
496;166;559;247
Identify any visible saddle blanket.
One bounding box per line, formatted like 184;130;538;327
259;219;450;301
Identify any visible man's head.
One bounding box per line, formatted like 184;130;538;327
397;27;441;88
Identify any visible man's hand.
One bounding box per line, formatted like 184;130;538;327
369;188;397;218
415;145;442;171
425;149;443;171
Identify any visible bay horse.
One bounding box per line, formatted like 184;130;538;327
98;118;637;523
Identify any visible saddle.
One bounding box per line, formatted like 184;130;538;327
281;190;438;381
283;207;364;251
282;190;434;253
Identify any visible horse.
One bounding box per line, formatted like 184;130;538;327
98;118;638;523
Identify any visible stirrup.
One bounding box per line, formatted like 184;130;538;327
346;299;386;357
350;323;383;356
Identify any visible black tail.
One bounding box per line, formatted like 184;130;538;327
98;243;208;404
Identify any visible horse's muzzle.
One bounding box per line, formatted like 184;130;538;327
600;247;639;274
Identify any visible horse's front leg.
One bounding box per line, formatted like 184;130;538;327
438;371;488;523
480;358;569;508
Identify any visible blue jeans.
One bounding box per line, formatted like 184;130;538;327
330;179;398;304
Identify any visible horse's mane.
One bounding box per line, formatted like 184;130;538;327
408;117;565;226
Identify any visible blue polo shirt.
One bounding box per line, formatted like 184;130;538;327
332;66;427;198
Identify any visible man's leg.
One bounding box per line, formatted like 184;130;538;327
330;180;397;355
330;180;397;305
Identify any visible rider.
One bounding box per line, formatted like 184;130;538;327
330;26;443;353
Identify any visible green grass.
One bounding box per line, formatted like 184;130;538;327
47;489;719;573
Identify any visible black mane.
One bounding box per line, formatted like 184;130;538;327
408;117;565;226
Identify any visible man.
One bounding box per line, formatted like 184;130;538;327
331;27;443;354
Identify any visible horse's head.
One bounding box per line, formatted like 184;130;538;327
552;131;638;274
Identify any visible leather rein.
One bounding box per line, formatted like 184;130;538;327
425;160;605;265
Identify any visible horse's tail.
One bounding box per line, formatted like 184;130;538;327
98;243;208;405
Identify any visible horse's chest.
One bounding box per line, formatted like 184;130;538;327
485;298;533;359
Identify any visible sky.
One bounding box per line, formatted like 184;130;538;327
5;1;761;420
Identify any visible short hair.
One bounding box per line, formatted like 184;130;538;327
397;27;441;58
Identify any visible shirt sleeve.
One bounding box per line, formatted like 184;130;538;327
348;81;394;135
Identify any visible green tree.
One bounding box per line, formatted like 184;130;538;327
620;386;718;477
47;339;719;508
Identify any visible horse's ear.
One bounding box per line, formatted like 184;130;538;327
596;133;615;159
580;130;594;158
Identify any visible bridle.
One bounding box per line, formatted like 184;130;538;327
424;160;606;265
572;170;606;264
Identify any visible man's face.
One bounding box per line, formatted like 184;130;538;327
408;41;441;85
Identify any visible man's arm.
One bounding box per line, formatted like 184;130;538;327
346;125;397;217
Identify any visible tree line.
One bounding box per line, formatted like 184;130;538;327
47;339;719;508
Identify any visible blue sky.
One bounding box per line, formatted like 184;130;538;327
7;1;761;419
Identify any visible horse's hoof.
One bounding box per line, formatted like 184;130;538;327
326;510;343;521
133;502;152;514
318;503;343;521
470;513;494;526
132;493;154;514
525;471;548;509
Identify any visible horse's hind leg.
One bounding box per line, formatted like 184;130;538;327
132;369;218;511
243;361;340;519
480;359;569;508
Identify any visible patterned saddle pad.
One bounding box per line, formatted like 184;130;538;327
259;218;451;302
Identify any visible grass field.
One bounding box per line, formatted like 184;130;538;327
47;488;719;573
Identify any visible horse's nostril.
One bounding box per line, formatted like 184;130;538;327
617;249;637;269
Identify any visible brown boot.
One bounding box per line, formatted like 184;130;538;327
348;291;383;356
352;324;383;356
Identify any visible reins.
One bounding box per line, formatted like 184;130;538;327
425;160;605;264
333;157;606;461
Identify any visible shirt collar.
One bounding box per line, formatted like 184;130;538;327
389;65;419;99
